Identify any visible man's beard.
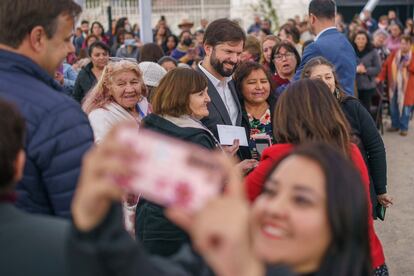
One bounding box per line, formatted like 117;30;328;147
210;48;237;77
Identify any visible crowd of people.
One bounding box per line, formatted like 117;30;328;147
0;0;412;275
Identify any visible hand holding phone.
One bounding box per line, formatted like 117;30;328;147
115;127;225;212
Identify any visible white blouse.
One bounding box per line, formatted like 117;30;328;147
88;98;149;143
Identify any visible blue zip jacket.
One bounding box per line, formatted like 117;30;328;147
0;49;94;218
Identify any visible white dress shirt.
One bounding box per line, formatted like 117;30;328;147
199;63;238;125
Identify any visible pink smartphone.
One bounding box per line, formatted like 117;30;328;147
116;127;225;212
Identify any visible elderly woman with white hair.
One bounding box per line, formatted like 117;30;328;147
373;29;390;64
83;59;149;235
83;60;149;144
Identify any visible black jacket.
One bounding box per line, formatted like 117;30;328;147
0;203;69;276
142;113;219;150
135;114;219;257
73;62;97;103
196;67;242;139
68;204;295;276
340;97;387;218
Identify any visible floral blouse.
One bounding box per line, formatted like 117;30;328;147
248;109;274;160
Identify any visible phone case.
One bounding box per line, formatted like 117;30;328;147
376;203;386;221
115;127;224;212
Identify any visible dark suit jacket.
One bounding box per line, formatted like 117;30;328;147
0;203;69;276
294;28;357;95
197;67;242;139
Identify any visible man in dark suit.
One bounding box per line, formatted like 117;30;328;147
294;0;357;95
197;19;257;168
0;100;69;276
197;18;245;139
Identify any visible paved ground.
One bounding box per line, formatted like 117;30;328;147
374;118;414;275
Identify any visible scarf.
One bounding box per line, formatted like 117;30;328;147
390;50;412;113
355;47;371;58
105;97;150;125
162;115;222;150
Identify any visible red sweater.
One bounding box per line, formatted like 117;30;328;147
245;143;385;268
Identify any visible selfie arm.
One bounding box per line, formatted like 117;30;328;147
68;204;194;276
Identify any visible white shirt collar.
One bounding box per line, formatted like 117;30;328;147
314;26;337;41
198;62;232;87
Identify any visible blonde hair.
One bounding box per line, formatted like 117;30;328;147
82;60;144;114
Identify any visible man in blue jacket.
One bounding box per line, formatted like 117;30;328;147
294;0;357;95
0;0;94;218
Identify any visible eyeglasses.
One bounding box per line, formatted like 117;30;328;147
274;52;295;61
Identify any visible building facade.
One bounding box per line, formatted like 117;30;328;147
79;0;310;33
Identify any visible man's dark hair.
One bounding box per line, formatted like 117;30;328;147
0;0;82;48
81;20;89;25
262;18;272;29
179;30;192;39
88;41;110;57
0;100;25;190
309;0;336;20
260;28;271;36
203;18;246;47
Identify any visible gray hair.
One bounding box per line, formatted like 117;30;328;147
373;29;389;39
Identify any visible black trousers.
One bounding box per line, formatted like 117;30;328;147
358;88;376;116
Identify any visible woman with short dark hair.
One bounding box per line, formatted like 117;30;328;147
233;61;277;160
351;30;381;113
90;21;109;45
162;34;179;56
269;41;301;94
136;67;220;257
73;41;110;103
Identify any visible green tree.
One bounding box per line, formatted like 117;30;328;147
251;0;279;32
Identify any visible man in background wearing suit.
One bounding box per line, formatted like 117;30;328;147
294;0;357;95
